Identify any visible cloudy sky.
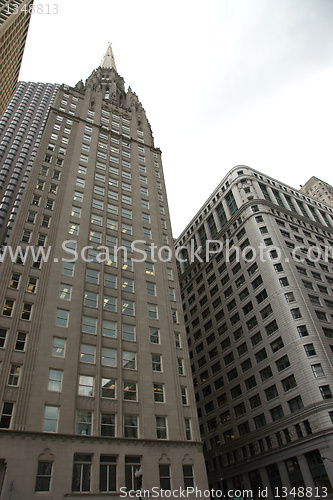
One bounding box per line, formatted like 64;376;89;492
19;0;333;237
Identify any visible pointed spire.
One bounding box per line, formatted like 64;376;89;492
100;43;117;72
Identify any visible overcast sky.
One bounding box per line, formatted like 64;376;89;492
19;0;333;237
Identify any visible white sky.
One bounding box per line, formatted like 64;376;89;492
19;0;333;237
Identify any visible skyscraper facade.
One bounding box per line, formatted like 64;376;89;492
176;165;333;498
0;0;34;117
301;176;333;209
0;81;60;247
0;46;207;498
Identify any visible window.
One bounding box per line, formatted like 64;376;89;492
123;351;136;369
270;337;284;353
14;331;26;351
48;369;62;392
265;384;278;401
181;387;188;405
154;383;164;403
0;402;14;429
59;284;72;301
10;273;20;289
101;413;116;437
76;411;92;436
43;406;58;432
8;365;21;386
124;415;138;438
35;461;53;492
80;344;95;364
159;464;171;490
102;378;116;399
270;405;284;421
125;457;141;490
102;348;116;367
276;354;290;372
288;396;304;413
291;308;302;319
172;309;178;324
72;454;92;492
297;325;309;337
282;374;297;392
150;327;160;344
156;416;167;439
100;456;117;492
178;358;184;375
152;354;162;372
0;328;7;348
103;296;116;312
56;309;69;327
84;291;98;308
3;299;14;316
319;385;332;400
124;382;137;401
304;343;316;356
311;363;325;378
183;465;194;489
146;263;154;275
148;303;158;319
63;261;74;276
78;375;94;396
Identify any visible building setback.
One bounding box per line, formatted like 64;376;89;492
0;0;34;117
176;165;333;498
301;176;333;209
0;81;60;247
0;45;208;499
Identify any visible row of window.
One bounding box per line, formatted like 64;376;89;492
223;448;331;495
34;454;193;493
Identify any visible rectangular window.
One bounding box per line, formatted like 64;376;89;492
80;344;95;364
156;416;167;439
76;411;92;436
72;454;92;492
101;413;115;437
124;415;138;438
78;375;94;396
148;303;158;319
0;402;14;429
8;365;21;386
101;320;116;338
48;369;62;392
35;461;53;492
102;378;116;399
99;456;117;492
124;382;137;401
183;465;194;489
150;327;160;344
152;354;162;372
43;405;58;432
123;351;136;370
122;324;135;341
154;383;164;403
52;337;66;357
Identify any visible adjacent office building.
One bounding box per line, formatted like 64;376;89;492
0;45;207;498
301;176;333;209
176;165;333;498
0;0;34;117
0;81;60;247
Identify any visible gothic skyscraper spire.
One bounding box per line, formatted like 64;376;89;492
100;43;117;71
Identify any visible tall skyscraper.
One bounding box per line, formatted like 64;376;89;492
0;81;60;247
0;45;207;499
0;0;34;117
301;176;333;208
176;165;333;498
